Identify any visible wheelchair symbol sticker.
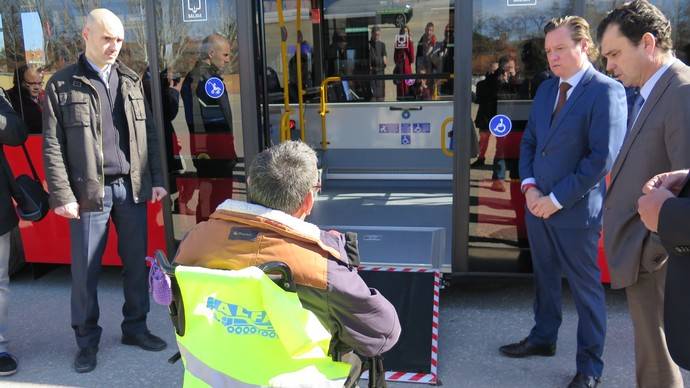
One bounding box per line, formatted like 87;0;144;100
401;135;411;145
489;114;512;137
205;77;225;99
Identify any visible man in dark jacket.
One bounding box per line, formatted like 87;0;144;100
181;33;236;222
637;168;690;371
174;141;401;387
0;88;28;376
6;64;44;134
42;8;167;373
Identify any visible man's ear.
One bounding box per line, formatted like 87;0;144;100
294;190;315;219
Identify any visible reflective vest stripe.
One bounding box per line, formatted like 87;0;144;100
179;343;257;387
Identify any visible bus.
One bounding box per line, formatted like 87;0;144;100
3;0;690;279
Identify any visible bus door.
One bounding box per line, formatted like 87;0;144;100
266;0;455;273
151;0;252;243
264;1;455;381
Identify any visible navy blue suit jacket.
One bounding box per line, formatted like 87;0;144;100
519;66;627;228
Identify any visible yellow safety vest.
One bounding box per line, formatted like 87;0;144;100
175;265;351;387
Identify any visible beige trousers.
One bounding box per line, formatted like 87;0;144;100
625;263;683;388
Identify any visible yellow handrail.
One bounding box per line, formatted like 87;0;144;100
319;76;341;150
295;0;305;140
276;0;291;142
441;116;454;157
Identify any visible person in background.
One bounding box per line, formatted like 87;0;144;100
7;64;44;134
288;33;313;102
439;22;455;95
369;26;387;102
181;33;237;222
416;22;440;75
393;26;414;99
411;68;433;100
0;88;28;376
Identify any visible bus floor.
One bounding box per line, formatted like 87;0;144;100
3;266;688;387
310;185;453;269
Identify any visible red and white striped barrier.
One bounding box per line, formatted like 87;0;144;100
359;265;433;272
359;266;441;385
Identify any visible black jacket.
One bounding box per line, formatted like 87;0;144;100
6;86;42;134
0;89;29;235
659;178;690;370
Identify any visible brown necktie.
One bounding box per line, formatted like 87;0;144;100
552;82;572;121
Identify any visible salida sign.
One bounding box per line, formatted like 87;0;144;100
183;0;208;22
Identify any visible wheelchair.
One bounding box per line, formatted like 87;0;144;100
153;250;386;387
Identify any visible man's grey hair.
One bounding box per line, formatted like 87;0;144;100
247;141;318;214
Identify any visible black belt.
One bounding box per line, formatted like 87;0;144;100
104;175;127;184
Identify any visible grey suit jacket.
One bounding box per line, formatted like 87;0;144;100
604;60;690;289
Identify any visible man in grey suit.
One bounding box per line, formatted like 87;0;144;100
638;169;690;372
598;1;690;387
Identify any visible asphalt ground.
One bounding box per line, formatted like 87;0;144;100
0;266;687;387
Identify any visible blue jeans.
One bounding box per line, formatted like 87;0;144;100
69;177;149;349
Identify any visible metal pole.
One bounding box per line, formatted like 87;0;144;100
452;1;473;273
144;0;175;256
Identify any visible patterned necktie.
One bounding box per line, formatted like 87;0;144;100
552;82;572;122
628;93;645;131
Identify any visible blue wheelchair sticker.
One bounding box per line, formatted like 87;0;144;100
205;77;225;99
489;114;512;137
401;135;411;145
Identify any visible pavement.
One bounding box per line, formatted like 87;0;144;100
0;266;688;387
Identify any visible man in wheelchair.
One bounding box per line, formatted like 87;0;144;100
174;141;401;386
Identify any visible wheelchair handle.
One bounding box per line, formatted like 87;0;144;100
257;261;297;292
154;249;175;276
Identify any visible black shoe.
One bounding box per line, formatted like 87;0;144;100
499;338;556;358
471;158;486;168
74;347;97;373
0;353;17;376
567;373;600;388
122;332;167;351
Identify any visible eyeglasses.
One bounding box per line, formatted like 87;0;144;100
312;184;322;194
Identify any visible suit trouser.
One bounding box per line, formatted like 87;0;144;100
69;177;149;349
625;263;683;388
0;232;11;353
525;215;606;377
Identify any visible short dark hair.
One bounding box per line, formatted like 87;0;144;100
596;0;672;52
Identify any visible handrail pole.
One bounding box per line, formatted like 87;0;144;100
441;116;454;157
295;0;306;140
277;0;291;142
319;76;340;150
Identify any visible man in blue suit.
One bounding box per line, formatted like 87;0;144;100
499;16;627;388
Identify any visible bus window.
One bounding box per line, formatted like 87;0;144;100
262;0;316;104
469;1;574;272
323;0;453;102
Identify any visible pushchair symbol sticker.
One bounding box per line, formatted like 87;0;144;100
489;114;512;137
205;77;225;99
